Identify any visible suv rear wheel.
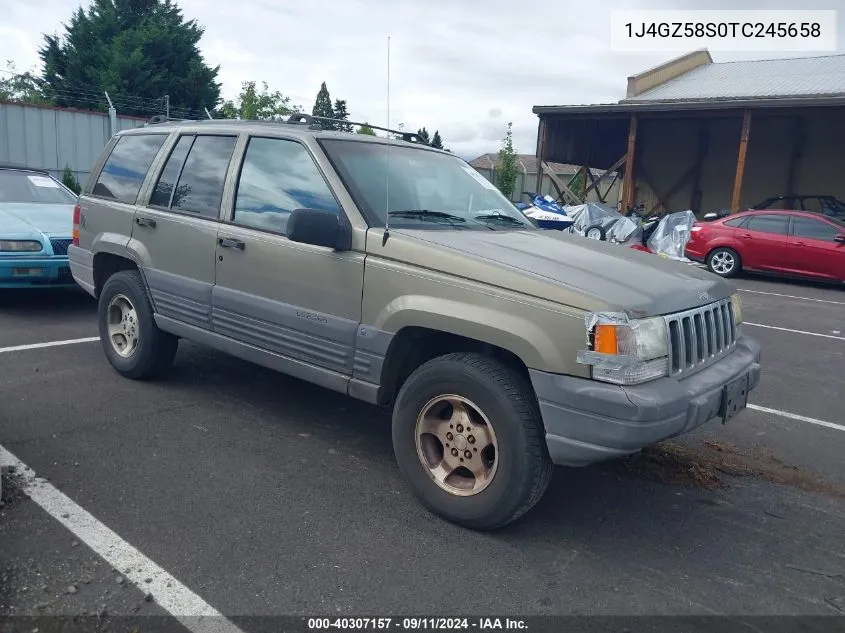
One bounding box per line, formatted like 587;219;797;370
98;270;178;379
392;352;553;530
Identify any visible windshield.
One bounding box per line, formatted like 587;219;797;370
0;169;78;204
319;139;535;230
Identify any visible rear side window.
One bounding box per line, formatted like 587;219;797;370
149;135;237;219
723;216;747;228
92;134;167;204
745;214;789;235
791;216;839;241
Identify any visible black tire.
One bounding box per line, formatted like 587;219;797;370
706;247;741;278
584;224;607;241
97;269;178;380
392;353;553;530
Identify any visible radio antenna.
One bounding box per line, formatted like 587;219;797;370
382;35;391;246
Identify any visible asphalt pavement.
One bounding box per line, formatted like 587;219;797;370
1;273;844;627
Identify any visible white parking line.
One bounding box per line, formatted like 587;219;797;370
748;404;845;434
0;336;100;354
744;322;845;341
739;288;845;306
0;445;245;633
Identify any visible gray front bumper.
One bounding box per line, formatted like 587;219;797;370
530;335;762;466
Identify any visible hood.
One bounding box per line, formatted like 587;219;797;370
377;228;735;317
0;203;74;238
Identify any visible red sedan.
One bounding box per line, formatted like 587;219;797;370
685;209;845;282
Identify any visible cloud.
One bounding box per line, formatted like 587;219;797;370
1;0;843;160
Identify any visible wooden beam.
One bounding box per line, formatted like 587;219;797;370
785;116;805;196
535;119;549;193
541;161;581;205
583;154;626;197
730;109;752;214
598;171;620;203
621;115;638;212
689;121;710;214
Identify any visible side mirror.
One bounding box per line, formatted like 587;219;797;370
286;208;351;250
834;234;845;243
702;212;719;221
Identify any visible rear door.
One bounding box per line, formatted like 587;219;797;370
128;132;239;330
786;214;845;281
735;213;790;272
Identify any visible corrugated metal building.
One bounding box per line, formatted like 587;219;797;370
0;102;147;185
468;153;621;205
532;50;845;216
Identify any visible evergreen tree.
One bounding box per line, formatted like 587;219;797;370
357;123;377;135
495;122;518;200
416;127;430;144
39;0;221;117
333;98;352;132
311;81;335;130
430;130;444;149
61;165;82;195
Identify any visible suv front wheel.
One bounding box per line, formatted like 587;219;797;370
392;353;553;530
98;270;178;380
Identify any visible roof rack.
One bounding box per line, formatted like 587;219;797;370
286;114;431;145
144;115;197;126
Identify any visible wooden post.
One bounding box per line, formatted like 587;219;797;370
535;118;548;193
689;121;709;214
621;115;638;213
730;109;752;214
785;116;804;196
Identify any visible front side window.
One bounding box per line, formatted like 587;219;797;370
745;214;789;236
320;139;535;231
233;137;340;234
791;216;840;241
93;134;167;204
0;170;78;204
723;216;747;228
148;134;237;219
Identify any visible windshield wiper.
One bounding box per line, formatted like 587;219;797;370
388;210;467;222
473;214;527;226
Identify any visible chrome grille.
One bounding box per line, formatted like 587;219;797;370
50;238;72;256
665;298;736;377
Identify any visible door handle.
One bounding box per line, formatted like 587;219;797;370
135;217;156;228
794;241;806;247
218;237;245;250
739;233;752;239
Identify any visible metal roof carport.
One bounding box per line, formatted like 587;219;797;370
532;51;845;216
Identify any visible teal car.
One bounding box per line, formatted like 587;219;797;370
0;165;79;289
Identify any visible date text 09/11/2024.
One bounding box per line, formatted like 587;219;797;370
307;618;528;631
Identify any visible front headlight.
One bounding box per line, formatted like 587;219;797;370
577;312;670;385
731;292;742;325
0;240;43;252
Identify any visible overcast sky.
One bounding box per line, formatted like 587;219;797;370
1;0;842;160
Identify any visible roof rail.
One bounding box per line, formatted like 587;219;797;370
144;114;197;126
285;113;431;145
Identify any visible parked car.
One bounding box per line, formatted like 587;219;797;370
751;194;845;219
0;164;79;289
686;209;845;282
69;115;761;529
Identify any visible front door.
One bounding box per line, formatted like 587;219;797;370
786;214;845;281
130;133;238;330
736;213;790;272
212;136;364;377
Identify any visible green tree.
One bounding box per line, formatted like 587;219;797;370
495;122;518;200
60;166;82;194
416;127;430;144
357;123;377;135
312;81;335;129
39;0;221;117
430;130;444;149
332;99;352;132
0;61;52;105
218;81;300;120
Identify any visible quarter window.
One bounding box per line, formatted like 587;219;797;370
233;137;340;234
791;216;839;241
93;134;167;204
724;216;747;228
149;135;237;219
745;214;789;236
